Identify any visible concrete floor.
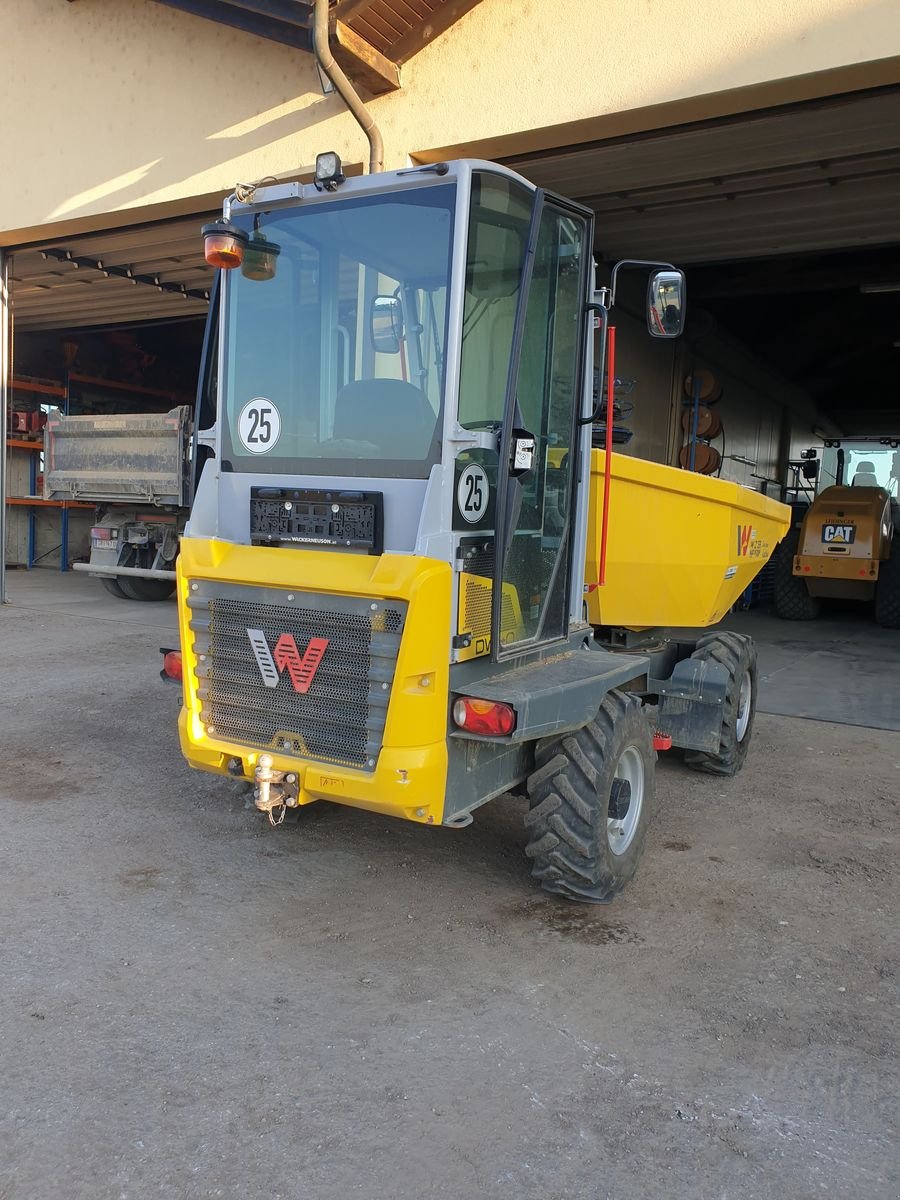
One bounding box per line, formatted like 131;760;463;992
720;609;900;732
2;570;898;1200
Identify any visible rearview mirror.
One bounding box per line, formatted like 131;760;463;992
647;269;686;338
371;295;404;354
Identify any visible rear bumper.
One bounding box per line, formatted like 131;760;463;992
176;537;452;825
178;706;448;824
793;554;880;580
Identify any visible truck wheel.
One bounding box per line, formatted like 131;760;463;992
118;578;176;602
100;577;128;599
525;692;656;904
772;527;820;620
874;542;900;628
684;632;757;777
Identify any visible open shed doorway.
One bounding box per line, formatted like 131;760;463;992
3;212;213;597
504;85;900;488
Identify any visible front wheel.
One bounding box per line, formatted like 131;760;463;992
525;691;656;904
684;632;757;777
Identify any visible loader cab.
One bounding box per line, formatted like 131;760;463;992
820;440;900;495
193;160;679;667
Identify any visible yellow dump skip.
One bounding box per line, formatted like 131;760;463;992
585;450;791;630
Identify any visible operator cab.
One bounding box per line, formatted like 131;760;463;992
194;158;683;665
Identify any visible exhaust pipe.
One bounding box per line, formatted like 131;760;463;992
312;0;384;174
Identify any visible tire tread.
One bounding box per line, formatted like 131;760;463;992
524;692;655;904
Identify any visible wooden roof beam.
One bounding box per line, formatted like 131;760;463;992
331;17;400;95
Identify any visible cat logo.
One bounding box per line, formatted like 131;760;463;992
822;523;856;544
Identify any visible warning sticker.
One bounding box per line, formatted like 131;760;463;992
238;397;281;454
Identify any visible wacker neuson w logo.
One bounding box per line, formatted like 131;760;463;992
246;629;329;694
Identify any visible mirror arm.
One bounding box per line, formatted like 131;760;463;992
609;258;677;306
578;302;609;426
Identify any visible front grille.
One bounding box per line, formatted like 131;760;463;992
188;582;406;771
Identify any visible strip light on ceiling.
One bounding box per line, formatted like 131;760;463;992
859;282;900;294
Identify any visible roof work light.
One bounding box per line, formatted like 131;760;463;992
315;151;345;191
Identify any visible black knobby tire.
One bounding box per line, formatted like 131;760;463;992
874;540;900;628
524;691;656;904
118;577;176;602
772;527;820;621
684;632;757;777
100;577;128;599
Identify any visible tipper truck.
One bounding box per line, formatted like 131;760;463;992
44;405;191;600
165;150;790;903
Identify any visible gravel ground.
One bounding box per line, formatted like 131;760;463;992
1;574;898;1200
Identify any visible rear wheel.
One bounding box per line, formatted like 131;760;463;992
100;577;128;599
525;691;656;904
684;632;757;777
874;541;900;628
773;527;820;620
118;577;176;602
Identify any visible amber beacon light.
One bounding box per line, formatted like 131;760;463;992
201;220;248;270
242;223;280;282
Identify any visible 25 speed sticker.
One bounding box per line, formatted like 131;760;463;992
238;397;281;454
457;463;489;523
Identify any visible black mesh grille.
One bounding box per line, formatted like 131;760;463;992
193;590;405;770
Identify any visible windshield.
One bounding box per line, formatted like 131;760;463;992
221;183;455;479
821;441;900;494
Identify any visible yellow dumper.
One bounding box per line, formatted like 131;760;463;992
171;156;789;903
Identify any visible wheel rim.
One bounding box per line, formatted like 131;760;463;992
735;670;752;743
607;745;644;856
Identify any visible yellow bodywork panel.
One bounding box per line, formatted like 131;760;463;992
794;485;891;581
177;537;452;825
455;571;523;661
585;450;791;629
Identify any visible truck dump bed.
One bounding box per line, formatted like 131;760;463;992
44;406;192;507
585;450;791;629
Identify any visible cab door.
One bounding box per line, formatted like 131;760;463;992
491;196;593;659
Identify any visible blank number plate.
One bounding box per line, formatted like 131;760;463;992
250;487;383;554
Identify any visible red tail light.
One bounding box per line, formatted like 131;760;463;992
162;651;182;682
452;697;516;736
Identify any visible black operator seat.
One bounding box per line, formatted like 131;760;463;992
851;461;880;488
333;378;438;459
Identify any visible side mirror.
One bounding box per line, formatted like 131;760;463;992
647;269;686;338
371;295;404;354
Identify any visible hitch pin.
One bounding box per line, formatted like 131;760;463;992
254;753;285;827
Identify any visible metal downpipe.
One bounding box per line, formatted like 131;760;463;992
312;0;384;174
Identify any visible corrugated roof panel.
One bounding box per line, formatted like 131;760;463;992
11;214;215;331
506;89;900;263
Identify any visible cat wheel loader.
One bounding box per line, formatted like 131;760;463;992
774;440;900;627
167;153;788;904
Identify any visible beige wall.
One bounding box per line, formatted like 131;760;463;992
2;0;900;241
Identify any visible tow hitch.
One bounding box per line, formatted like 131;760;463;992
253;753;300;826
